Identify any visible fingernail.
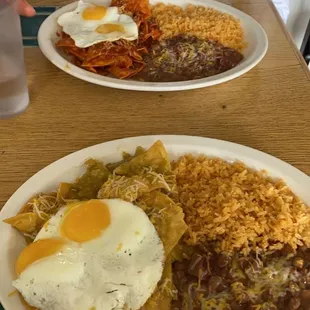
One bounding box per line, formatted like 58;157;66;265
26;6;36;16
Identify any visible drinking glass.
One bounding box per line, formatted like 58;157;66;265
0;0;29;119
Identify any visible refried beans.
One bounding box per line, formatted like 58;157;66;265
134;35;244;82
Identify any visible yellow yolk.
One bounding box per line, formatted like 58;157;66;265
82;6;107;20
95;24;125;34
15;238;66;276
61;200;111;243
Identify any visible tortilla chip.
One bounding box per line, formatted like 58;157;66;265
114;141;171;176
57;182;72;203
17;196;38;214
3;192;62;239
141;259;175;310
17;192;59;215
98;172;173;202
162;172;178;198
134;146;146;156
67;159;110;200
138;191;187;256
107;145;147;173
3;213;46;234
98;175;148;202
170;242;196;262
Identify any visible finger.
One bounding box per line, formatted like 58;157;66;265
17;0;36;16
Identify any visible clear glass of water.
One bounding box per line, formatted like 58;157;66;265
0;0;29;119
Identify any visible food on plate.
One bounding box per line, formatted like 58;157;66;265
141;257;175;310
173;154;310;254
57;1;139;48
151;3;246;52
55;0;246;81
171;245;310;309
12;199;164;310
4;193;61;242
171;154;310;309
137;35;244;82
55;0;160;79
4;140;187;310
4;140;310;309
65;158;110;200
137;191;187;256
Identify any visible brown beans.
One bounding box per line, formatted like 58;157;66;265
305;275;310;289
208;276;222;294
173;246;310;310
230;302;247;310
289;282;301;296
287;297;301;310
300;290;310;309
187;253;209;280
173;261;186;271
135;35;244;82
262;288;275;302
238;257;261;272
303;249;310;261
249;303;277;310
218;254;230;267
238;257;250;269
281;244;295;256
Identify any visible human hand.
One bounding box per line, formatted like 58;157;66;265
17;0;36;16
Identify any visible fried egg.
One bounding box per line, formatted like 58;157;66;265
57;0;139;48
13;199;164;310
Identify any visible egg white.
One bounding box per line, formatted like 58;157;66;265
57;0;139;48
13;199;164;310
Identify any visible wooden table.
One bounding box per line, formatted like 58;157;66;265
0;0;309;209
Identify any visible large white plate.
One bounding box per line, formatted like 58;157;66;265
38;0;268;91
1;135;309;310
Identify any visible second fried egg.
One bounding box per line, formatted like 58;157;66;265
57;0;139;48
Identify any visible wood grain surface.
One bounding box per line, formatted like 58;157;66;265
0;0;309;209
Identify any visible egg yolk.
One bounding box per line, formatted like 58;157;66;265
15;238;66;276
96;24;125;34
61;200;110;243
82;6;107;20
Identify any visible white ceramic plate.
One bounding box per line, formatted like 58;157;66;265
0;135;310;309
37;0;268;91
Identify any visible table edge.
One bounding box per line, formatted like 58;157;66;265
267;0;310;80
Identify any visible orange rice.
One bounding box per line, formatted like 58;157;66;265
173;154;310;255
151;3;246;52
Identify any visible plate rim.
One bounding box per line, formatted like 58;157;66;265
37;0;268;91
1;134;309;218
0;134;310;310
